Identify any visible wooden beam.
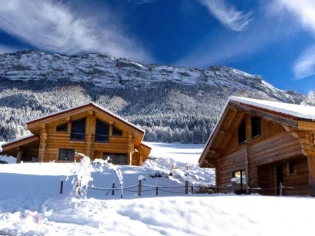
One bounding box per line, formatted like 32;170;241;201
298;120;315;130
307;155;315;196
16;149;23;163
223;108;237;131
230;103;298;128
38;128;47;162
128;134;134;165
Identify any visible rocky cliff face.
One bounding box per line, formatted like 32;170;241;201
0;51;305;143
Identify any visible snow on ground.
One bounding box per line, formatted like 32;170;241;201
144;142;205;163
0;142;315;235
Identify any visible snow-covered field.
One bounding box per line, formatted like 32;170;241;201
0;142;314;235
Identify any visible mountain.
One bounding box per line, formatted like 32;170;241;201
0;51;305;143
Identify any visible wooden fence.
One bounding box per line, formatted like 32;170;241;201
59;180;310;198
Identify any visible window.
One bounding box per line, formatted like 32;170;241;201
56;123;68;132
103;153;127;165
59;149;75;161
95;119;109;142
238;118;246;144
112;126;123;136
251;116;261;138
232;170;246;194
71;118;86;141
289;162;295;175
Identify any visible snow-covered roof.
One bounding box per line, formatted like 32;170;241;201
1;134;37;148
28;102;145;133
229;96;315;120
0;142;5;152
199;96;315;165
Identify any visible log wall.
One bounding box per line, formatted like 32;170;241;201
39;113;142;165
217;113;308;195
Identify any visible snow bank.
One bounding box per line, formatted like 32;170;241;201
1;143;313;235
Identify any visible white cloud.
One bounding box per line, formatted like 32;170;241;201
0;0;151;62
271;0;315;79
293;44;315;79
176;9;299;68
198;0;252;31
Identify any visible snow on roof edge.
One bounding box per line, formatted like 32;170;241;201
229;96;315;120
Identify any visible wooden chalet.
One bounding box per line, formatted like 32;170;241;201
199;96;315;196
2;103;151;165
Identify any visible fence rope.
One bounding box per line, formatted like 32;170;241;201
87;183;310;196
159;189;186;194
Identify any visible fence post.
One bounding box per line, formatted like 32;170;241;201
60;180;63;194
138;180;142;196
156;187;158;196
112;182;115;196
191;184;194;194
280;182;283;196
231;178;236;194
120;184;123;199
185;181;188;194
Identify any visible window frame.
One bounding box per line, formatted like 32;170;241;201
103;153;128;165
56;123;68;132
251;116;261;139
289;162;295;175
70;118;86;141
58;148;75;162
95;119;110;143
238;118;246;144
112;126;123;136
232;170;247;194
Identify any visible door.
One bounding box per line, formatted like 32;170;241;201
276;165;283;195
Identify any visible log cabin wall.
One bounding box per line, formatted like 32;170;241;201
257;156;309;196
41;110;140;165
282;157;309;195
217;112;304;194
217;148;246;193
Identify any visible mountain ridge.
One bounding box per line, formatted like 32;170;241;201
0;50;306;143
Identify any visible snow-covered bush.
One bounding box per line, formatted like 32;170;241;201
72;153;93;198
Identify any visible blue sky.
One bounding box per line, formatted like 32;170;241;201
0;0;315;94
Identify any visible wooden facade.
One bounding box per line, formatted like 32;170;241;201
199;97;315;196
2;103;151;166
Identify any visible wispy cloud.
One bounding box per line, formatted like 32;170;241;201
176;6;299;68
197;0;252;31
293;44;315;79
0;0;151;62
271;0;315;79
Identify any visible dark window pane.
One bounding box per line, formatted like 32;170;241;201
56;123;68;132
103;153;127;165
71;118;86;141
289;162;295;175
59;149;75;161
233;170;246;194
238;119;246;144
95;119;109;142
113;127;122;136
251;116;261;138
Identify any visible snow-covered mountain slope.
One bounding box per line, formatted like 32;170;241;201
0;51;305;143
0;51;302;101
